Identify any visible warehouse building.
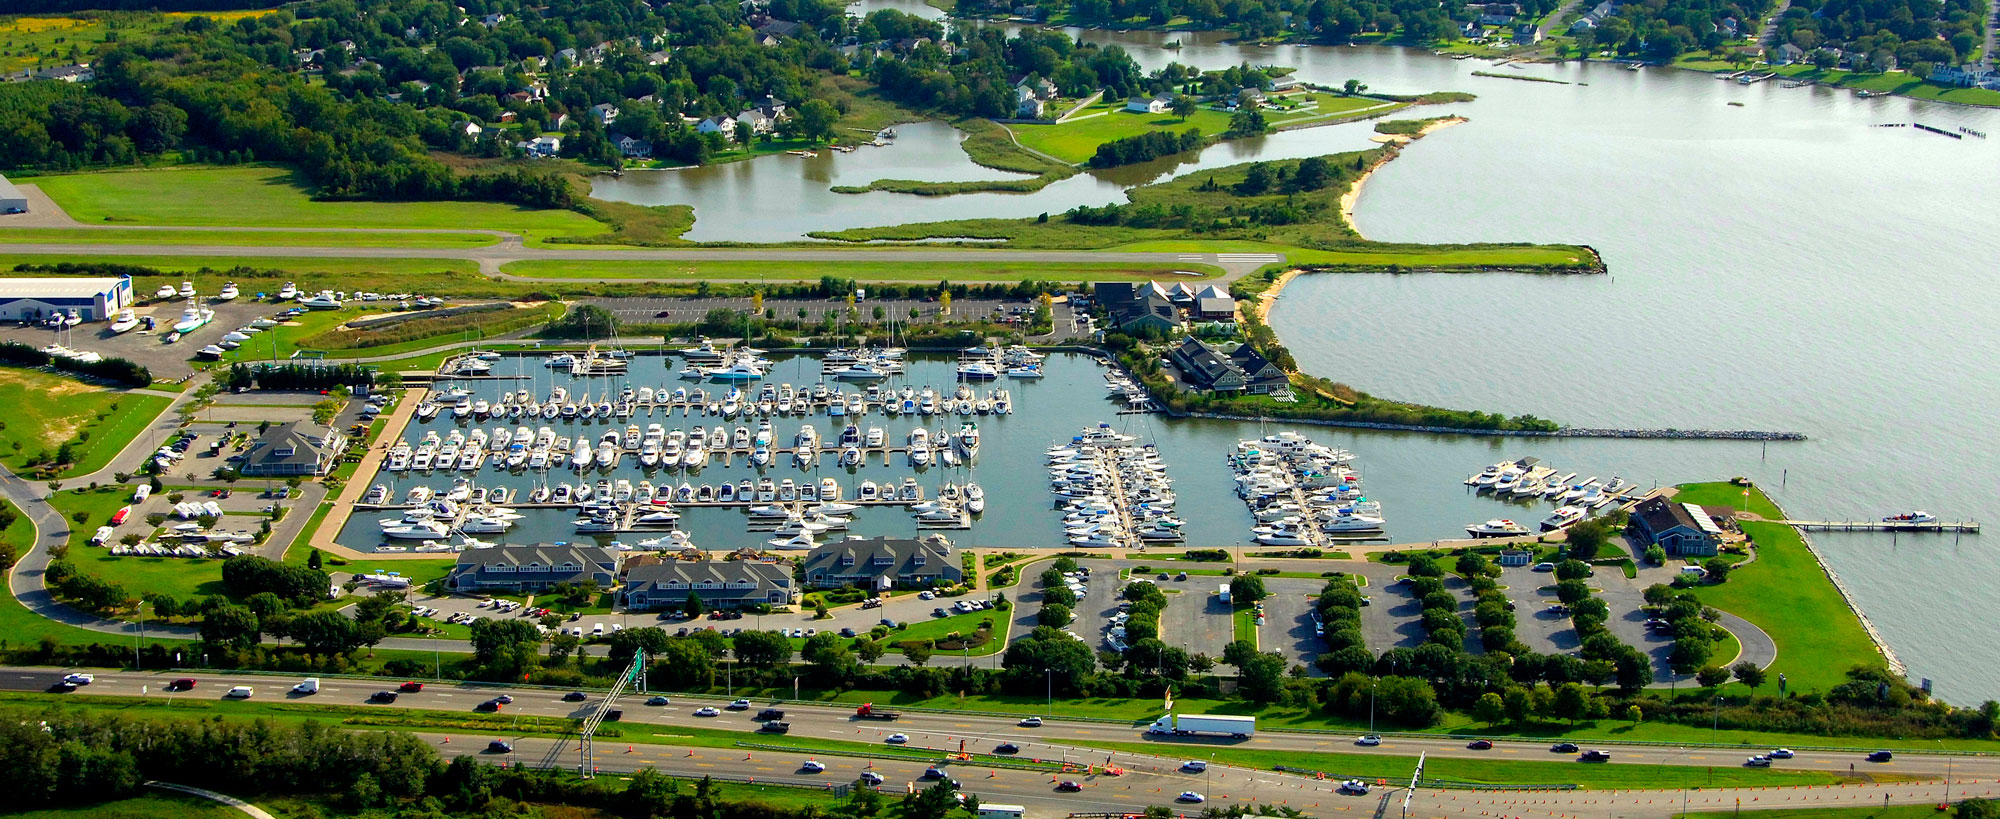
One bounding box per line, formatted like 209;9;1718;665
0;174;24;214
0;277;134;322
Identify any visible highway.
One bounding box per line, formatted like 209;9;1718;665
2;668;1987;796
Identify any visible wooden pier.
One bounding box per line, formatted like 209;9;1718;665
1778;519;1980;533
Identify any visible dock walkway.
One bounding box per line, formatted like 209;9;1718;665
1777;519;1980;533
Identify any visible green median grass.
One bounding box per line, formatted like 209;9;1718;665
27;166;606;242
498;259;1225;282
1232;602;1258;647
871;608;1011;657
1677;807;1947;819
1064;739;1847;789
0;368;171;479
0;227;501;249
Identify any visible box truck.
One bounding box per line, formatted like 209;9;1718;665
1146;713;1255;739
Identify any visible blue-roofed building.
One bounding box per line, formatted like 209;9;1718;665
0;276;133;322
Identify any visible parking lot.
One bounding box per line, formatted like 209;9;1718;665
0;297;274;378
1254;577;1331;674
1492;564;1577;656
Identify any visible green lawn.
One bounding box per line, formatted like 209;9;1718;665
873;607;1010;656
1694;519;1883;694
498;259;1225;282
52;486;230;602
27;166;606;241
1674;481;1784;520
0;10;273;74
1011;94;1395;164
0;792;246;819
0;498;195;648
0;227;499;248
1743;64;2000;107
1232;602;1258;647
0;368;171;479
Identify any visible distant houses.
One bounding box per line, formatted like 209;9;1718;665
1092;281;1238;334
1125;94;1172;114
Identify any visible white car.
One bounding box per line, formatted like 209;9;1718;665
1180;760;1207;773
1178;792;1206;804
801;760;826;773
1018;717;1043;727
919;590;936;600
1769;748;1796;759
693;707;721;717
1357;735;1382;746
61;673;94;685
1745;755;1772;767
886;733;910;744
1339;779;1371;795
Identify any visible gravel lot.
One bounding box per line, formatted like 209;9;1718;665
0;298;277;378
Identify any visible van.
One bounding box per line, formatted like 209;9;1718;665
293;678;320;695
226;686;255;699
591;623;605;636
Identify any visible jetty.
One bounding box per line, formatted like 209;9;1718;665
1778;519;1980;533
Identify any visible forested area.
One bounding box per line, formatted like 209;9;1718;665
1573;0;1778;60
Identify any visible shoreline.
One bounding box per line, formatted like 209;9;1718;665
1763;489;1908;678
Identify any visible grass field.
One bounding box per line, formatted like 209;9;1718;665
0;369;169;478
1674;481;1784;520
28;166;606;241
0;227;500;249
1695;519;1883;694
1730;64;2000;107
1678;807;1946;819
0;792;247;819
0;10;273;74
0;499;196;648
875;608;1009;656
1011;94;1394;164
52;487;231;602
498;258;1224;281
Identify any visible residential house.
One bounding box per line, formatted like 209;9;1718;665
1932;63;2000;89
481;12;506;26
1167;336;1248;393
552;113;571;130
35;63;94;82
1627;497;1722;557
622;561;796;610
1015;85;1046;118
1126;94;1170;114
238;421;347;477
1774;43;1806;64
802;535;961;589
446;543;620;593
616;135;654;158
1478;12;1516;25
1191;284;1236;321
644;50;672;65
591;102;620;125
1514;22;1543;42
755;19;803;38
1268;75;1301;92
697;115;739;137
522;135;562;157
453;120;483;138
1227;344;1289;394
1092;281;1183;334
1033;77;1058;99
555;47;579;65
1582;0;1616;22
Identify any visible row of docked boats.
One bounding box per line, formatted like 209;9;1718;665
416;381;1017;422
388;417;981;473
1463;458;1636;537
1230;431;1383;545
149;280;239;303
1049;423;1184;547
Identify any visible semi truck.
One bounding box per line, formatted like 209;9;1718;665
1145;713;1256;739
855;703;901;720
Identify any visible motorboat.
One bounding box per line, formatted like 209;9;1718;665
1541;506;1587;531
195;344;226;360
171;303;214;334
1466;519;1529;538
956;361;998;380
154;285;177;299
178;281;195;298
278;282;298;300
964;483;985;514
108;310;139;334
216;282;240;301
1884;511;1938;524
301;290;343;310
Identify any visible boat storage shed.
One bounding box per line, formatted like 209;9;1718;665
0;174;25;213
0;277;134;322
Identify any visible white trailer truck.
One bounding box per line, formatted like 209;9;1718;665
1145;713;1256;739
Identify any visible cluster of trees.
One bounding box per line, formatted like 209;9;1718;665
1088;126;1204;168
1642;582;1733;674
1573;0;1775;60
872;27;1146;116
219;554;330;607
1771;0;1977;71
958;0;1523;42
44;559;129;614
228;361;376;390
0;81;187;169
0;341;152;387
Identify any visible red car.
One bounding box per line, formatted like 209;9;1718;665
169;678;197;691
1467;740;1494;750
1055;781;1083;792
398;682;424;693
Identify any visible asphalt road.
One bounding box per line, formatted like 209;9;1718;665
0;241;1277;280
4;667;1980;786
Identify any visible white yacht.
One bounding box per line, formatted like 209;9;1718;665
215;282;240;301
1465;519;1529;538
1541;505;1587;531
301;290;343;310
171;303;214;334
108;309;140;334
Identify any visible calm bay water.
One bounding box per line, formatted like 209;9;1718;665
583;23;2000;696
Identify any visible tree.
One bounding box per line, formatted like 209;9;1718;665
200;603;260;648
1237;650;1289;702
1228;574;1268;604
856;639;886;663
1474;691;1505;726
1170;94;1196;121
1552;682;1589;725
795;99;839;144
1702;557;1733;582
306;549;322;571
1696;665;1732;690
902;641;934;667
803;632;856;676
1566;519;1609;560
1037;602;1072;627
1502;686;1533;724
732;630;793;666
1235;162;1273;195
1555;560;1592;581
1626;704;1644;723
1342;78;1368;95
1555;580;1592;605
1733;660;1767;692
684;592;705;616
283;609;364;655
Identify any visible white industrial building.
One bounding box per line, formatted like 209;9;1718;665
0;174;26;214
0;277;134;322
